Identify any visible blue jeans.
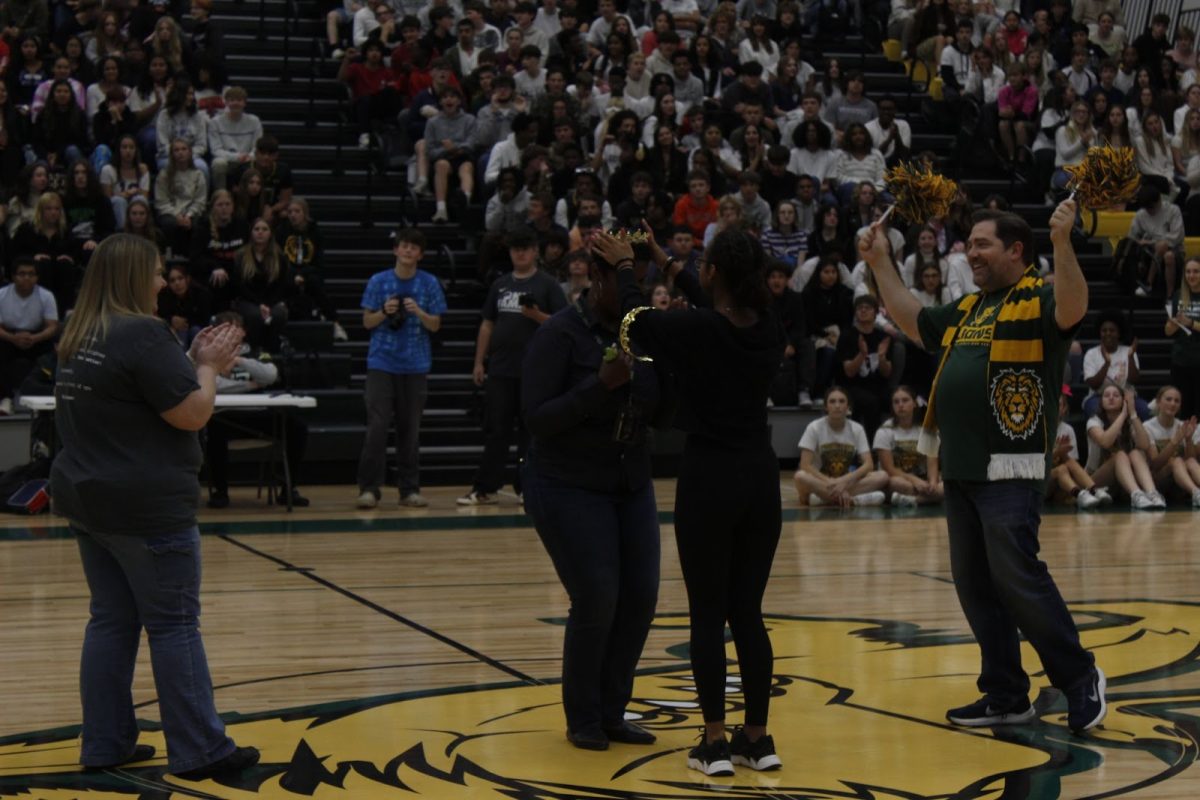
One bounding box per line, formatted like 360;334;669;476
943;481;1094;702
75;525;235;772
522;458;660;732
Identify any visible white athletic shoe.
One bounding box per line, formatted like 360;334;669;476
1075;489;1101;510
356;490;378;509
332;322;349;342
852;491;886;507
1149;491;1168;509
1193;488;1200;508
1093;486;1113;506
457;491;498;506
891;492;919;507
1131;490;1156;510
807;493;824;506
357;132;371;149
797;390;814;408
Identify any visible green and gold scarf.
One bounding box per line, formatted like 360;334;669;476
918;266;1055;480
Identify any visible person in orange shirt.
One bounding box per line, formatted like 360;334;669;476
672;169;719;247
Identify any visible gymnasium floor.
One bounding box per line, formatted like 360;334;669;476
1;480;1199;799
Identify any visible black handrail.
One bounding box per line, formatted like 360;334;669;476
439;244;458;290
333;85;350;177
306;38;319;127
361;149;375;228
397;183;416;227
257;0;267;41
281;0;294;82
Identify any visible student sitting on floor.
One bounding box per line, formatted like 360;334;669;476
1086;381;1165;510
1143;385;1200;508
1049;384;1111;509
873;385;943;507
795;386;890;507
204;311;309;510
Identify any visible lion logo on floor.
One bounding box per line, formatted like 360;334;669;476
990;368;1044;440
3;602;1200;799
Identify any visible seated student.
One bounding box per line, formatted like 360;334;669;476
154;137;209;253
1086;381;1166;510
204;311;310;510
274;197;345;340
13;192;80;313
729;170;771;234
766;260;815;407
124;196;166;253
671;169;719;246
1048;385;1111;509
760;199;807;269
835;294;894;439
0;258;59;416
232;217;295;352
1081;310;1148;418
156;262;213;347
426;86;478;223
99;134;150;229
61;160;116;262
189;189;247;308
558;248;591;304
208;86;264;192
873;385;943;506
1144;385;1200;508
795;386;890;507
153;78;210;183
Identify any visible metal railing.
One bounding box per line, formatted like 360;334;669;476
306;37;320;126
438;244;459;290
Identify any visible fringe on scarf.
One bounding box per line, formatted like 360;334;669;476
986;453;1046;481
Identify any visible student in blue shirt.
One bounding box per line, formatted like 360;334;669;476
356;228;448;508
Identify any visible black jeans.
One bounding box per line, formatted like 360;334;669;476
943;480;1095;701
205;410;308;493
357;370;427;495
674;435;781;726
473;375;527;494
523;457;660;733
0;336;52;399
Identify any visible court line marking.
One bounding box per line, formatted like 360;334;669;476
217;534;546;686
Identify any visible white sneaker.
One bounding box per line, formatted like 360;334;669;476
400;493;429;507
332;48;345;59
431;207;449;223
1131;490;1156;510
457;491;498;506
797;390;813;408
358;132;371;149
891;492;919;507
412;176;429;196
1192;488;1200;508
807;493;824;506
1075;489;1101;510
0;397;11;416
332;322;349;342
356;490;378;509
1093;486;1113;506
852;491;886;507
1149;491;1168;509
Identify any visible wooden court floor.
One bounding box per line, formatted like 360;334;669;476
2;479;1200;799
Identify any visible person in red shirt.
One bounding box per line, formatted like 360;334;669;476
337;39;405;148
672;169;719;247
389;15;424;72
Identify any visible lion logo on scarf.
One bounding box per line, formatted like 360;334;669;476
990;368;1043;440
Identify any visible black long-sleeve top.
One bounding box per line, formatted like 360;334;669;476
801;281;853;334
771;286;808;351
157;281;213;328
619;267;784;450
522;293;672;494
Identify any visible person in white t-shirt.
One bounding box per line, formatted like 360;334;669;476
1142;385;1200;507
1081;312;1147;418
795;386;890;507
873;385;942;506
0;259;60;415
1085;382;1165;509
1048;386;1110;509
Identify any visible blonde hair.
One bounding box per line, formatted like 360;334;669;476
1064;100;1093;145
59;234;162;360
238;217;282;284
33;191;65;236
209;189;234;239
151;16;185;73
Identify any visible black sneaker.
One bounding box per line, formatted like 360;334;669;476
729;727;782;771
1065;666;1107;733
175;746;260;781
84;744;157;771
687;735;734;776
946;695;1036;727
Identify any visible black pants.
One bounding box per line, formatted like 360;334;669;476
674;435;781;726
473;375;526;494
354;89;402;135
1173;362;1200;420
0;336;53;398
205;410;308;493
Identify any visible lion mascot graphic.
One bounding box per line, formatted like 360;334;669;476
990;368;1044;441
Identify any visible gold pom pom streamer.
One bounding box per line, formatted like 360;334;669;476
608;228;650;244
881;162;959;226
1063;145;1140;210
619;306;654;362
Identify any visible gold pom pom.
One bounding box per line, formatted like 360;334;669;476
883;162;959;225
609;229;650;243
1063;145;1140;210
619;306;654;362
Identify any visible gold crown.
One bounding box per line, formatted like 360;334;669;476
609;229;650;243
619;306;655;362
